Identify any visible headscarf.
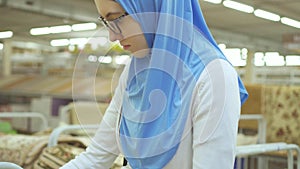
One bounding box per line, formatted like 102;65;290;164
116;0;248;168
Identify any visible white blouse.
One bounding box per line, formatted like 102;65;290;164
60;58;241;169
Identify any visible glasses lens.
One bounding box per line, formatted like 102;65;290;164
99;13;126;34
107;21;120;34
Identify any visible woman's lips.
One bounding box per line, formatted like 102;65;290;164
123;45;131;50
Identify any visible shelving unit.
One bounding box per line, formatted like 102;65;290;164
236;66;300;85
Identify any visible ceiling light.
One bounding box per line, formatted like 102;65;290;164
72;23;97;31
115;55;130;65
69;38;88;49
241;48;248;54
218;43;226;50
264;52;285;67
88;55;98;62
203;0;222;4
50;25;72;34
222;48;246;66
223;0;254;13
50;39;70;47
254;52;264;58
241;48;248;59
30;27;51;35
69;38;88;45
265;55;285;66
281;17;300;29
286;55;300;66
98;37;108;46
254;9;280;22
68;45;75;52
0;31;13;39
265;52;279;56
98;56;112;64
254;52;265;66
90;37;108;46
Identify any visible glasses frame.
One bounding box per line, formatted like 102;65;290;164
98;12;129;34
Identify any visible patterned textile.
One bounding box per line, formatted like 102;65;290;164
0;134;89;169
33;144;85;169
0;135;49;169
241;84;300;146
34;144;123;169
262;85;300;145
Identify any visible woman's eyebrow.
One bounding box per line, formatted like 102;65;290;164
103;11;122;19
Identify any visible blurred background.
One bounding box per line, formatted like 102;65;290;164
0;1;300;169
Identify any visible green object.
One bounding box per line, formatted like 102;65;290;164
0;121;17;134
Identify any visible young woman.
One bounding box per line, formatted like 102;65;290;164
61;0;248;168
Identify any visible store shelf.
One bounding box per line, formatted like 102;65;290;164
0;75;117;102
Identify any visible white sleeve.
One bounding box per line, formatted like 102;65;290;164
60;62;130;169
192;59;241;169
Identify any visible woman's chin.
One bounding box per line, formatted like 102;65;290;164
132;49;150;58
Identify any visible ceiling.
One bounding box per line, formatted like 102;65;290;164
201;0;300;54
0;0;300;54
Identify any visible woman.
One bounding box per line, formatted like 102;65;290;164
61;0;248;168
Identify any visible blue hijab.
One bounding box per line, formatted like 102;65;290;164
116;0;248;168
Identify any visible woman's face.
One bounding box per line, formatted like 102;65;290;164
94;0;149;58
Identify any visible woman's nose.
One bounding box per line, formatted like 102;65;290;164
109;29;123;42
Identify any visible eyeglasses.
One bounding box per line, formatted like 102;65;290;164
98;12;129;34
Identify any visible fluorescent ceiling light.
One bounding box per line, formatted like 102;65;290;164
97;37;108;46
98;56;112;64
68;45;75;51
241;48;248;60
222;48;246;66
241;48;248;54
69;38;88;45
286;55;300;66
30;27;51;35
223;0;254;13
265;55;285;66
88;55;98;62
0;31;13;39
281;17;300;29
254;9;280;22
265;52;279;56
50;25;72;34
218;43;226;50
254;52;265;66
254;52;264;58
90;37;108;46
115;55;130;65
50;39;70;47
72;23;97;31
264;52;285;66
203;0;222;4
0;43;3;50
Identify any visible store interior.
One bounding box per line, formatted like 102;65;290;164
0;0;300;168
